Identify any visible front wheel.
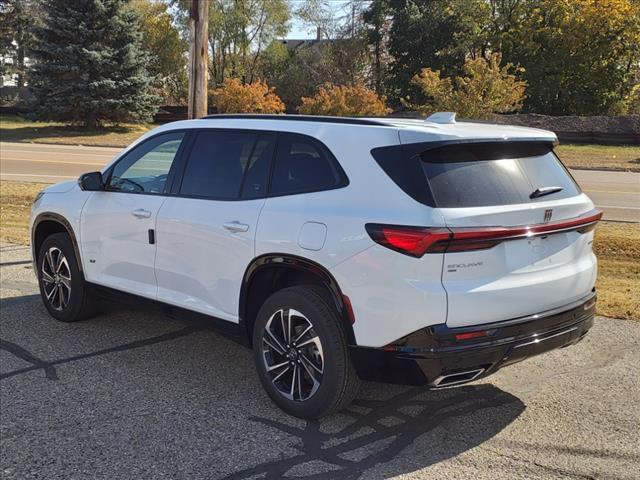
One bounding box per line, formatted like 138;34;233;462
37;233;97;322
252;285;360;419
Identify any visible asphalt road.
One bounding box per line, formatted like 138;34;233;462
0;141;638;222
1;243;639;479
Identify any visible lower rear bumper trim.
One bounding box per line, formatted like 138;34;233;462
349;292;596;386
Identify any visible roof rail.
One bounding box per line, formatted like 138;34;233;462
200;113;387;126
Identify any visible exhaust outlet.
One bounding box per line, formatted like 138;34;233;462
432;368;485;387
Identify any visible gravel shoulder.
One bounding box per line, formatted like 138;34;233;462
1;243;639;479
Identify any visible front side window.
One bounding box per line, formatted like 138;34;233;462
270;134;346;196
108;132;185;194
179;130;274;199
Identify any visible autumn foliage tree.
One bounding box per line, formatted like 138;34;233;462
298;83;391;116
407;54;526;119
211;78;285;114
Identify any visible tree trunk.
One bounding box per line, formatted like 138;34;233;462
188;0;209;119
16;44;25;89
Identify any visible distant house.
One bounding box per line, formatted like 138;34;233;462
277;28;342;53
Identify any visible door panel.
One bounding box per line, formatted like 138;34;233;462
153;129;274;320
155;197;265;321
81;192;166;298
79;131;186;298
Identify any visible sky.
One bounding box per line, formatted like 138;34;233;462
287;0;355;39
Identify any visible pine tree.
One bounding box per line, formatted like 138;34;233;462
0;0;39;89
29;0;160;127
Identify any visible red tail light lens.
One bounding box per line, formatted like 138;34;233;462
455;330;489;341
365;224;451;257
365;209;602;258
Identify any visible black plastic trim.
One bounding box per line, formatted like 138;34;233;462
239;254;355;344
201;113;387;126
350;291;596;386
31;212;84;273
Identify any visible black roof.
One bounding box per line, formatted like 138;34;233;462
200;114;387;126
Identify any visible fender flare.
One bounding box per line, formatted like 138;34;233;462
31;212;84;273
239;253;356;344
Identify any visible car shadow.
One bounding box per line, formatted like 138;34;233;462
0;295;525;479
223;384;524;480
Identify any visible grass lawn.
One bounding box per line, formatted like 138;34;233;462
1;181;637;320
555;144;640;172
0;181;48;244
0;114;152;147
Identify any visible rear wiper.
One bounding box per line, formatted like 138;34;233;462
530;186;563;199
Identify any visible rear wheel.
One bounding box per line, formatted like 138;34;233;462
252;285;360;419
37;233;97;322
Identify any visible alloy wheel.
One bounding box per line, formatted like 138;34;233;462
41;247;72;311
262;308;324;402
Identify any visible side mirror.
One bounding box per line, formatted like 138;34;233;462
78;172;104;191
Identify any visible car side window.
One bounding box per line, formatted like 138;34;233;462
108;132;185;194
240;134;276;199
179;130;274;200
270;134;345;196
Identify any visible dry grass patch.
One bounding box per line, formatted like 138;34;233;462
593;221;640;320
0;181;45;245
556;144;640;172
0;115;151;148
0;181;637;319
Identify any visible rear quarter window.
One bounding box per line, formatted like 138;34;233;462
269;133;347;196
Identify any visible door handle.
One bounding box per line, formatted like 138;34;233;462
131;208;152;219
223;221;250;233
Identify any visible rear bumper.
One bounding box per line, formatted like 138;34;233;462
350;290;596;386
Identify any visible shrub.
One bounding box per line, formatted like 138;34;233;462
211;78;285;114
407;53;526;120
298;83;391;116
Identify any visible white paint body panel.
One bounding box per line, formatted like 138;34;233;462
80;192;166;298
154;197;265;321
298;222;327;251
437;194;597;327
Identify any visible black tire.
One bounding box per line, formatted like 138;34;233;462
37;233;97;322
252;285;360;419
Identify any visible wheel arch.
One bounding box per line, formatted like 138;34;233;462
239;254;356;346
32;213;84;273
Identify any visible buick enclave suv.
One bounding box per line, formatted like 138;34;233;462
30;113;600;418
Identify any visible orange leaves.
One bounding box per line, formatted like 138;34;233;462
211;78;285;114
298;84;391;116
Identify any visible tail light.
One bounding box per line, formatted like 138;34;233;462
365;225;451;257
366;209;602;258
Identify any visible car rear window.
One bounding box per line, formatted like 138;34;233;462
421;143;580;207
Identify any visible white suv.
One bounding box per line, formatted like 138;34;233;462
30;113;601;418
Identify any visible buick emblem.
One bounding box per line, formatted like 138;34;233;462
543;209;553;223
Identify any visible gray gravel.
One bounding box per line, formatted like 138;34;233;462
1;242;639;479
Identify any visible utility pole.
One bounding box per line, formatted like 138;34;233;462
188;0;209;119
